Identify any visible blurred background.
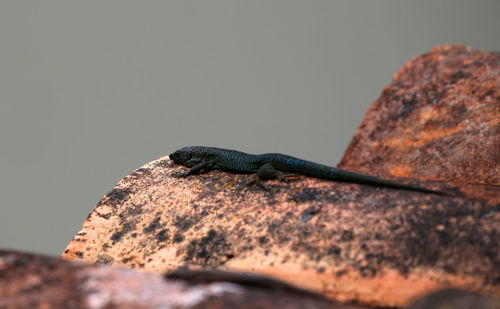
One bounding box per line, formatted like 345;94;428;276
1;1;499;256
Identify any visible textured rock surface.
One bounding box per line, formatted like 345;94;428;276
62;45;500;307
63;155;499;307
339;45;499;185
0;250;353;309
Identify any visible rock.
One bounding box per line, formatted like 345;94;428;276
1;250;87;308
62;45;500;307
0;250;357;309
407;288;500;309
339;45;500;185
62;154;499;307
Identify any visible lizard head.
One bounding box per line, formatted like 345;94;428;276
169;146;207;167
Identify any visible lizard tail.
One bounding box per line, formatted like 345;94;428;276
324;168;447;195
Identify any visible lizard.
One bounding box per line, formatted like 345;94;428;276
169;146;449;195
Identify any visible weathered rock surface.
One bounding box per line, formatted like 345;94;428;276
0;250;357;309
62;154;499;307
62;45;500;308
339;45;499;185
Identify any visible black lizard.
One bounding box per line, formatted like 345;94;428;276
169;146;448;195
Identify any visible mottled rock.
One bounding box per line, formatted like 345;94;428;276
63;155;499;307
62;45;500;308
339;45;499;185
0;250;354;309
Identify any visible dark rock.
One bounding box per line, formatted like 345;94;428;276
0;250;359;309
407;288;500;309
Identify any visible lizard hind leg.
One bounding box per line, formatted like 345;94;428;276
256;163;297;182
247;163;284;191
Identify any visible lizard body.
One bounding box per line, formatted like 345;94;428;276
169;146;447;195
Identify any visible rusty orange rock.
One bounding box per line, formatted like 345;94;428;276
340;45;499;185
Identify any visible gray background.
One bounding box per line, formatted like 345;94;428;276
1;1;499;256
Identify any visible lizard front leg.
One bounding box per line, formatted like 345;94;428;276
178;161;213;177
